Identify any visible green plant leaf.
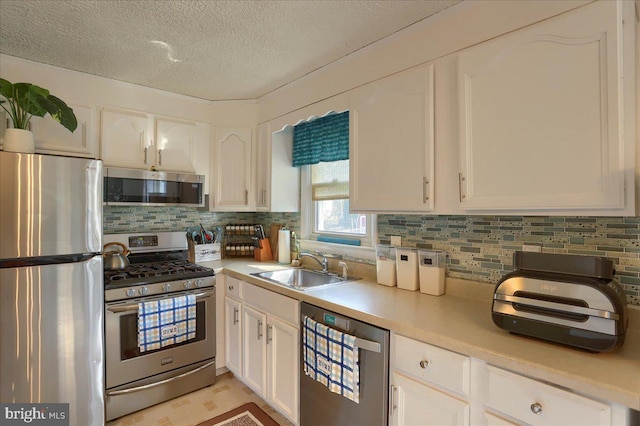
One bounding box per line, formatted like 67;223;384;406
0;78;13;99
0;79;77;132
43;95;77;132
19;84;49;117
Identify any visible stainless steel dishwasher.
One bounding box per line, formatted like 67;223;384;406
300;302;390;426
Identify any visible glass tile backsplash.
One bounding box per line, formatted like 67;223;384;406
103;207;639;306
379;215;640;306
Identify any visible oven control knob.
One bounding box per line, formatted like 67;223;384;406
194;279;203;288
139;287;148;296
126;288;136;297
163;283;171;292
184;281;193;289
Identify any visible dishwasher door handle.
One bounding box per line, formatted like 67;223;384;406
355;337;381;353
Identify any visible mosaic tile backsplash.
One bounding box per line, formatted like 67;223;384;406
103;207;639;306
379;215;640;306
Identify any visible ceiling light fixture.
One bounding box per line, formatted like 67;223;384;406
150;40;182;63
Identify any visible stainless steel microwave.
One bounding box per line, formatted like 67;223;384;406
104;167;205;207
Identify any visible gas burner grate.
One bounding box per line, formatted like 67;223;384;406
104;259;214;287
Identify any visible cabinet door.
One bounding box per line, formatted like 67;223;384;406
457;0;624;211
350;64;434;212
154;118;196;172
31;102;98;158
391;372;469;426
242;305;267;398
256;125;300;212
212;126;253;211
100;109;149;168
224;296;242;376
267;316;298;424
255;122;270;210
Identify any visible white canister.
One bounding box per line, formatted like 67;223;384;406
376;244;397;286
395;247;419;291
278;228;291;264
418;250;446;296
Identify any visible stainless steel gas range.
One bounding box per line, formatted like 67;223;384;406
103;232;216;421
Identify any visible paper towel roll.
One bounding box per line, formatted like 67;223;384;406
278;229;291;264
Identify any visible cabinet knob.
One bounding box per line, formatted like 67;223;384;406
530;403;543;415
419;359;429;369
228;285;234;291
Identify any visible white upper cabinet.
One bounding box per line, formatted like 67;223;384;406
212;126;253;211
30;102;98;158
101;109;150;169
101;109;199;173
153;118;196;172
350;63;434;212
255;123;300;212
255;122;270;210
457;0;630;212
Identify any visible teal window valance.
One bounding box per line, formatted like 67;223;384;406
292;111;349;167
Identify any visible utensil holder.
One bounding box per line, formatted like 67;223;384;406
254;238;273;262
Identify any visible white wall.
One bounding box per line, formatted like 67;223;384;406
257;0;592;123
0;54;257;126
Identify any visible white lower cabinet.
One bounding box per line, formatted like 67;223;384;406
391;334;471;426
392;372;470;426
392;334;631;426
266;315;298;421
224;296;242;376
242;305;268;396
223;275;299;425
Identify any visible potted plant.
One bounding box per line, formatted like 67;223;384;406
0;78;77;153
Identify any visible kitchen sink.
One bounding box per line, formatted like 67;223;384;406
251;268;359;291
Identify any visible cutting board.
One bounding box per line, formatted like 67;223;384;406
269;224;284;261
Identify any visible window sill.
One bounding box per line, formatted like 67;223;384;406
299;239;375;262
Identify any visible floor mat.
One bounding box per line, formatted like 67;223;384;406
196;402;279;426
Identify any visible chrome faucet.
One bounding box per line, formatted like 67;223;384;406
300;251;329;274
338;261;348;280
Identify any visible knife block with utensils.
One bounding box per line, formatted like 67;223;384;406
254;238;273;262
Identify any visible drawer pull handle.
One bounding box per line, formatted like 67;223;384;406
419;360;429;369
530;403;543;415
228;285;234;291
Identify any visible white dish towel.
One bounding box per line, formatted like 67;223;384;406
302;315;360;403
138;294;196;352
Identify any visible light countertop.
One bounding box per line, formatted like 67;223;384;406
199;259;640;411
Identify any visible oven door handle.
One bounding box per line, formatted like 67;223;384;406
106;360;215;397
106;290;214;313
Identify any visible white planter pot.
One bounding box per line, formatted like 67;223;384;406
3;128;35;153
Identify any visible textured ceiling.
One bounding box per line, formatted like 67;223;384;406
0;0;460;101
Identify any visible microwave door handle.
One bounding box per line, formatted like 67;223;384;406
107;290;214;313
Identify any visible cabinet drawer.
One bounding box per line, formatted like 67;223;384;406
394;335;470;397
485;366;611;426
225;275;243;299
243;283;299;326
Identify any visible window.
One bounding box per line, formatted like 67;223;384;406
301;159;375;248
311;160;365;235
294;111;375;251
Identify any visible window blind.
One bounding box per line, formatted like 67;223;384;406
311;160;349;201
292;111;349;167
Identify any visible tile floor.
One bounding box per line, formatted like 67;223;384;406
106;372;294;426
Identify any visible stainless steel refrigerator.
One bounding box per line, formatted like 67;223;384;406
0;152;105;425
